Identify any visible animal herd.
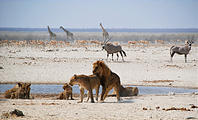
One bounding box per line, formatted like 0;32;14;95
2;24;196;102
48;23;195;62
0;23;195;62
4;60;139;103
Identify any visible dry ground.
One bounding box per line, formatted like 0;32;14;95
0;44;198;120
0;93;198;120
0;45;197;88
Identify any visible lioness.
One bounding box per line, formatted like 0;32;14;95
69;74;100;103
92;60;121;102
4;82;31;99
57;83;74;100
110;85;139;97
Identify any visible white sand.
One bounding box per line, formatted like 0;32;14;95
0;94;198;120
0;45;197;88
0;44;198;120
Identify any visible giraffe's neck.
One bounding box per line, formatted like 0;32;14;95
61;27;69;33
48;27;52;34
100;24;106;32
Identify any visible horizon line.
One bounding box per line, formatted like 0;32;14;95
0;27;198;29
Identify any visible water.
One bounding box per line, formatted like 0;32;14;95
0;84;197;95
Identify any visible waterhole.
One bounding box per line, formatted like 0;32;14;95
0;84;197;95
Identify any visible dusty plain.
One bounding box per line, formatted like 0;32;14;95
0;43;198;120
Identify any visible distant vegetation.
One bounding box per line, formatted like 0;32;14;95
0;31;197;44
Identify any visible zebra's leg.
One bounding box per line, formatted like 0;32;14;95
170;52;175;62
185;54;187;63
112;54;114;61
117;53;119;61
120;51;124;61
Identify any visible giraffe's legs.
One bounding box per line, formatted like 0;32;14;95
71;35;74;40
66;34;69;40
104;36;106;42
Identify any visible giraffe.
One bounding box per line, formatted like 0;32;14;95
47;26;56;41
60;26;74;40
99;23;110;41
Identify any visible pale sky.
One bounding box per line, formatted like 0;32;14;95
0;0;197;28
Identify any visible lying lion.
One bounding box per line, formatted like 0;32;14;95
4;82;31;99
69;74;100;103
110;85;139;97
57;83;74;100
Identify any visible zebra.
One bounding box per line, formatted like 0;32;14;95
170;37;194;63
102;37;127;61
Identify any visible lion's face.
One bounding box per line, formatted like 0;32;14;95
63;83;71;90
92;61;103;76
16;83;31;99
69;75;78;86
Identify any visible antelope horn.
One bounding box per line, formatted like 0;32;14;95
104;37;113;44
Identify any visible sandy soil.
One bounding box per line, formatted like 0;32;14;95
0;93;198;120
0;44;198;120
0;45;197;88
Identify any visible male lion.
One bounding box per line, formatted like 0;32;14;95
69;74;100;103
92;60;121;102
57;83;74;100
4;82;31;99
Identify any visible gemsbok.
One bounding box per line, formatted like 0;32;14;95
102;37;126;61
170;37;194;63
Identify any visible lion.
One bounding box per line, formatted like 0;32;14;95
4;84;19;98
92;60;121;102
110;85;139;97
57;83;74;100
4;82;31;99
69;74;100;103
